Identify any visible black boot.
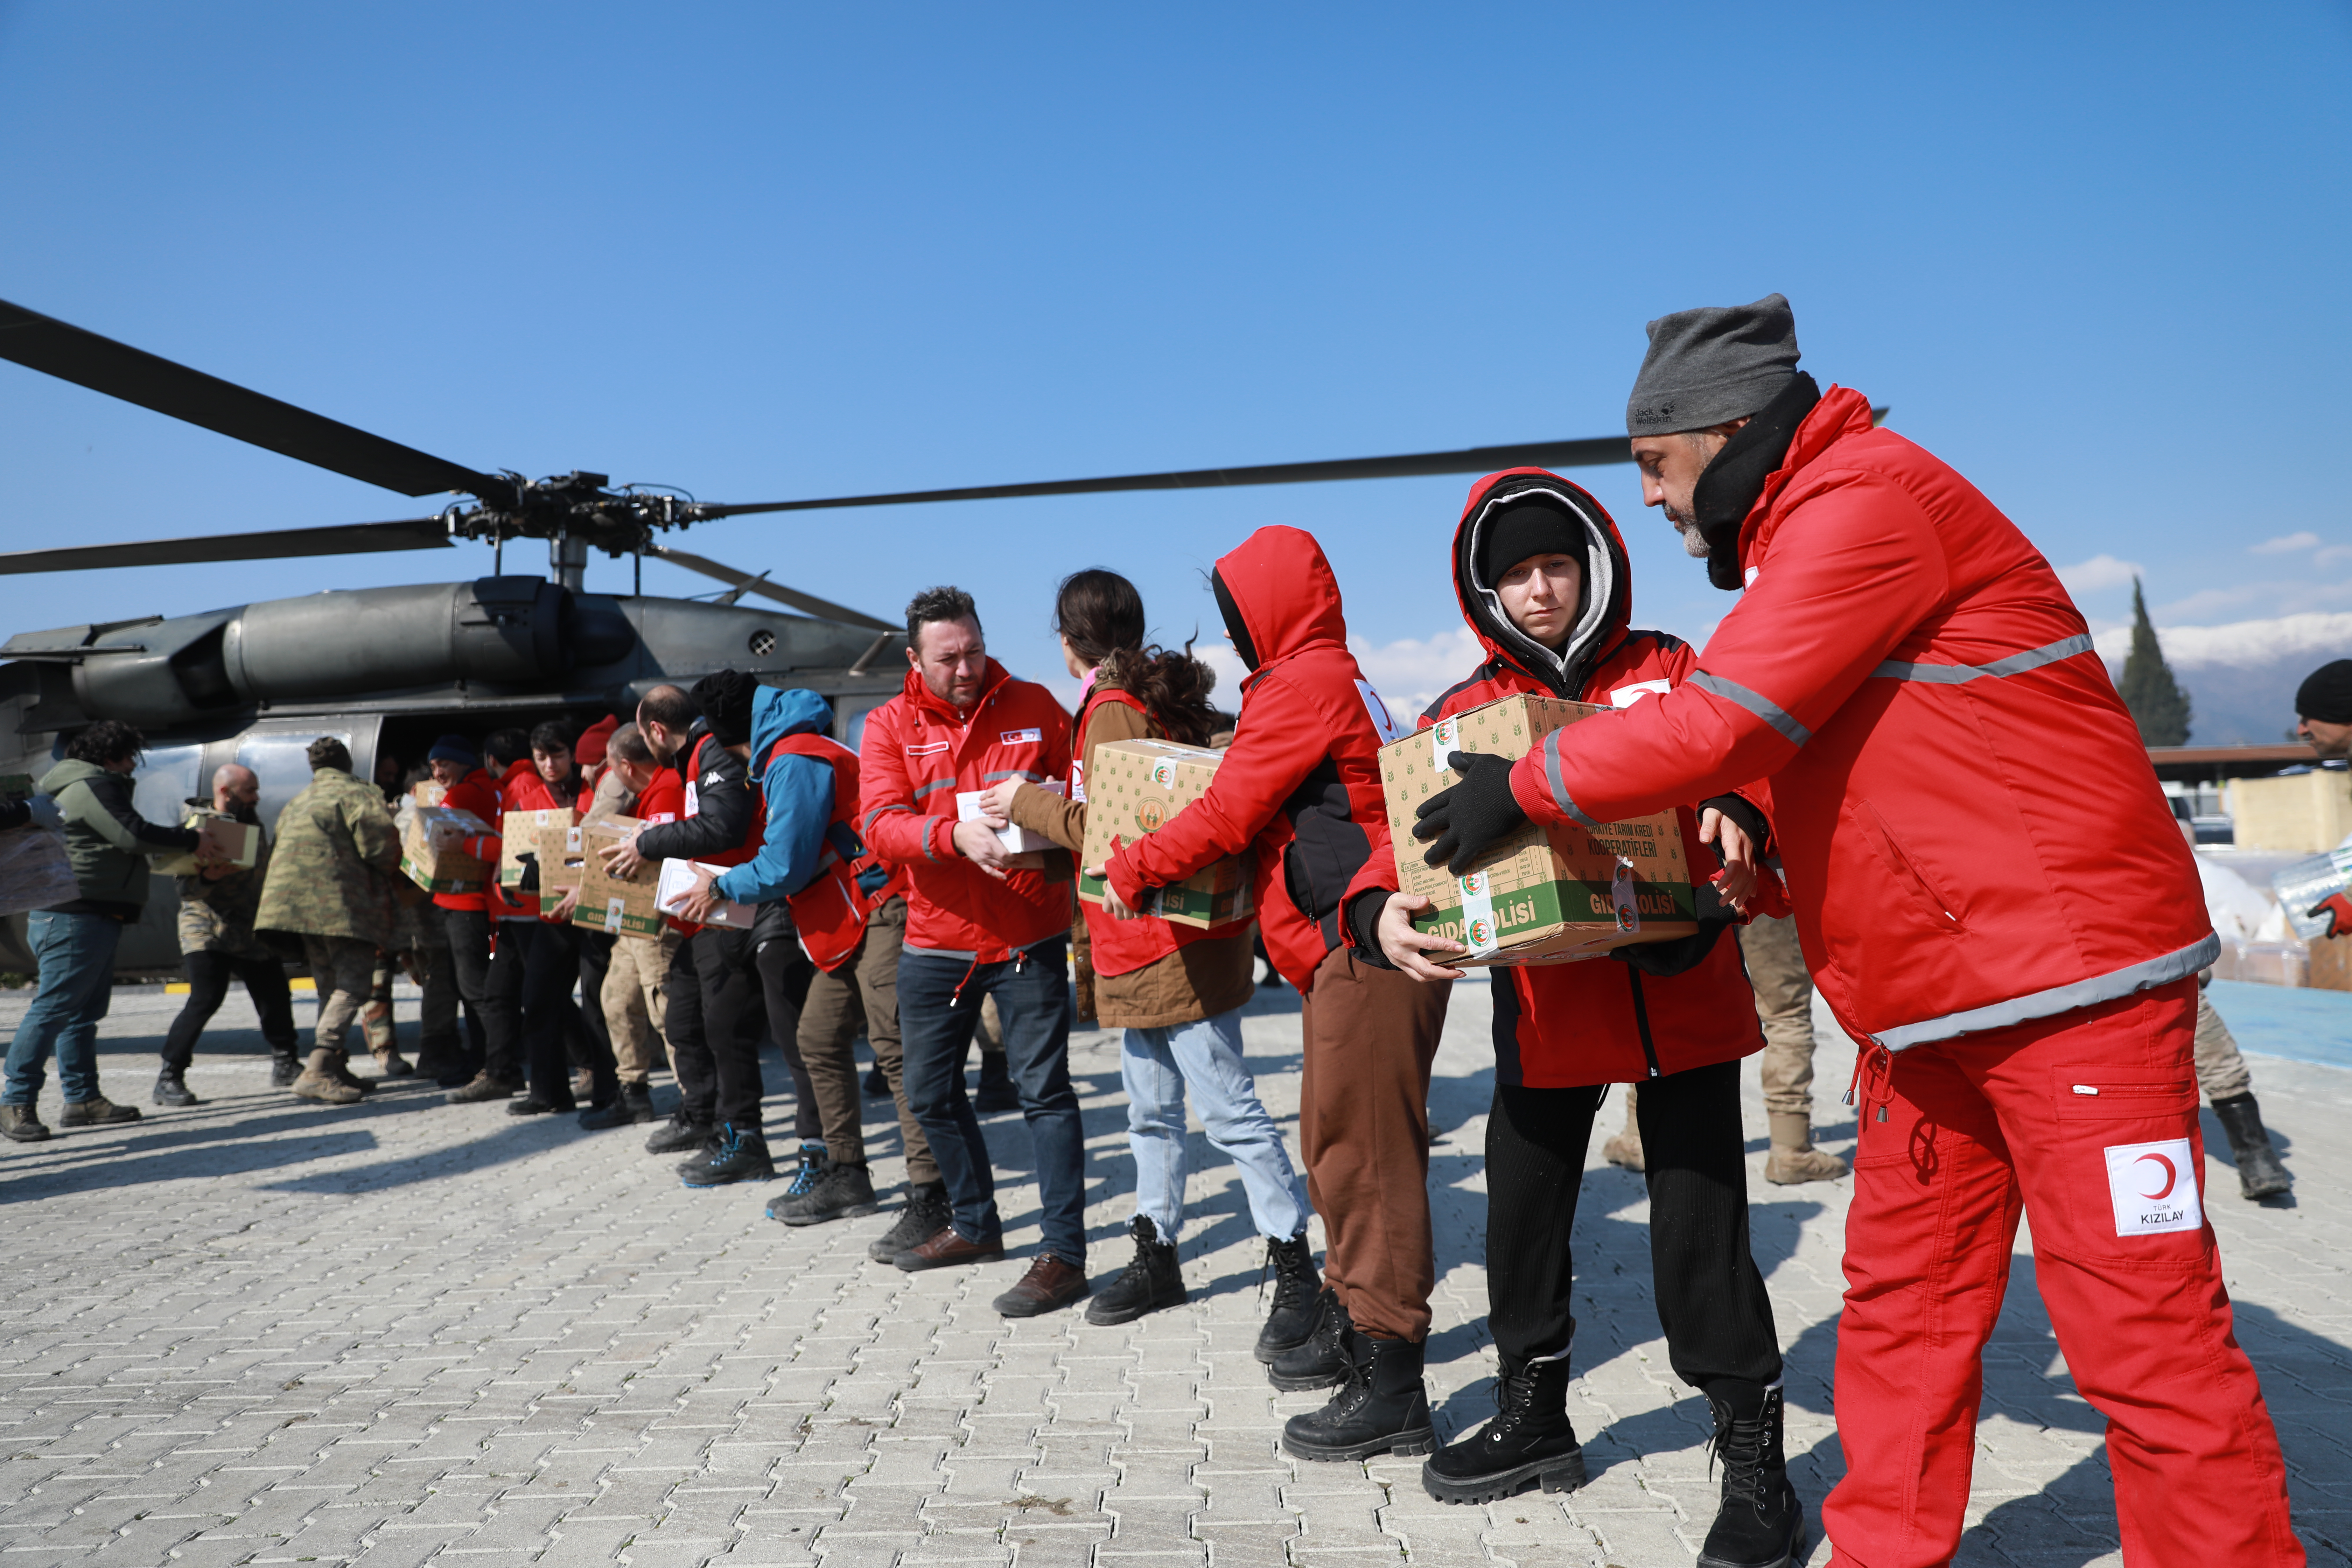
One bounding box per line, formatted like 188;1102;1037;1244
2211;1093;2293;1199
869;1181;951;1262
644;1105;714;1155
269;1050;302;1088
680;1124;776;1187
1268;1288;1352;1391
580;1081;657;1130
974;1051;1019;1113
1698;1383;1805;1568
1281;1331;1435;1462
1086;1215;1187;1325
1255;1232;1322;1363
1422;1358;1585;1503
153;1067;200;1107
768;1158;881;1226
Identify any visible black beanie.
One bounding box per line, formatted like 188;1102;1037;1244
690;670;758;747
1479;499;1588;587
2297;660;2352;723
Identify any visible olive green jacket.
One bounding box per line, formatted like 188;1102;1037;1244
38;757;200;915
255;766;400;945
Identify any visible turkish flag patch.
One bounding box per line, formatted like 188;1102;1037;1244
2103;1137;2201;1237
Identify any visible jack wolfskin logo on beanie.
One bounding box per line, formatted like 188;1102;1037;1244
1626;292;1802;436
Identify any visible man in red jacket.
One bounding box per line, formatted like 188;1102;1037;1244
858;587;1088;1318
1098;526;1450;1464
1414;295;2301;1568
434;733;527;1102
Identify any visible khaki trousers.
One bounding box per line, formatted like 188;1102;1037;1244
796;898;936;1184
1297;946;1450;1342
301;936;378;1054
601;927;677;1086
1739;914;1819;1120
2192;986;2254;1102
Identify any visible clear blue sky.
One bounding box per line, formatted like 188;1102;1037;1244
3;3;2347;713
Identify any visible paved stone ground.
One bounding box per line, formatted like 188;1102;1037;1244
1;973;2347;1567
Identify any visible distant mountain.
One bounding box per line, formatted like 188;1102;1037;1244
2096;613;2352;744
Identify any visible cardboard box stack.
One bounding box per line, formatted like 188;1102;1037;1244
1378;693;1696;965
402;805;494;895
574;815;664;937
1077;738;1255;929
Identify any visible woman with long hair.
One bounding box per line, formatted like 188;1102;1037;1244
978;569;1319;1346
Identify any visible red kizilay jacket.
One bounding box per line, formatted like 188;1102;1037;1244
1104;525;1402;992
1506;386;2215;1051
432;766;502;916
858;657;1074;962
1360;469;1764;1086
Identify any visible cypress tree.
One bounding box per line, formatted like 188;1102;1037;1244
2117;576;2191;746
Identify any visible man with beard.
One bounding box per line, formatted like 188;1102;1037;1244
156;763;301;1103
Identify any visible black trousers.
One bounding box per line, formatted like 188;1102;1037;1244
672;926;768;1129
444;908;522;1082
756;922;819;1143
519;922;617;1106
163;949;299;1069
575;929;615;1072
1485;1059;1782;1392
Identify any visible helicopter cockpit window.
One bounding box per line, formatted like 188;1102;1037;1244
131;745;206;834
237;731;354;836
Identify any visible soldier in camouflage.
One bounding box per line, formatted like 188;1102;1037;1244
156;764;302;1104
255;737;401;1106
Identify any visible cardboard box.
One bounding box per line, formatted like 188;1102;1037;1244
656;858;757;930
1378;693;1696;966
153;810;260;876
501;807;579;889
402;804;493;895
1077;738;1257;929
410;779;448;808
537;820;586;902
573;815;664;938
957;781;1065;854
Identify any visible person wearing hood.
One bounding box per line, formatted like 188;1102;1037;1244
158;762;301;1104
1361;474;1794;1558
1411;295;2298;1568
858;587;1089;1318
1096;526;1449;1464
2;719;210;1141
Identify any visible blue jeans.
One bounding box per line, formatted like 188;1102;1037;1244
4;910;125;1106
898;936;1085;1265
1124;1007;1309;1243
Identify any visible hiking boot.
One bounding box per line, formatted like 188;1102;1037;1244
59;1094;143;1126
777;1143;829;1202
327;1052;375;1094
1282;1331;1435;1462
974;1051;1019;1113
769;1159;881;1226
869;1181;951;1262
644;1105;714;1154
153;1068;201;1108
863;1062;890;1098
1763;1112;1846;1184
1698;1383;1805;1568
292;1052;364;1106
995;1253;1090;1317
895;1224;1006;1272
1602;1124;1645;1172
372;1049;416;1079
580;1081;657;1130
681;1124;775;1187
1268;1289;1352;1391
1422;1358;1585;1504
0;1105;52;1142
1255;1231;1322;1363
268;1051;302;1088
445;1072;521;1105
507;1092;574;1116
2211;1093;2293;1200
1086;1215;1185;1326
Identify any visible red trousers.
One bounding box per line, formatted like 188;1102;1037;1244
1827;979;2302;1566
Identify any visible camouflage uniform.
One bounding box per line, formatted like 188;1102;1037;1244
257;766;400;1087
163;800;301;1078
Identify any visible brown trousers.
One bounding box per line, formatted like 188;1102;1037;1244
1738;913;1820;1120
796;898;937;1185
601;927;677;1086
1298;945;1450;1342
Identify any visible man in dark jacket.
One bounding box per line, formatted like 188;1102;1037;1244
157;762;300;1104
3;720;211;1140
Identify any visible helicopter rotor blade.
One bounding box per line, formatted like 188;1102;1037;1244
648;544;897;633
0;518;453;576
0;298;503;500
692;434;1641;517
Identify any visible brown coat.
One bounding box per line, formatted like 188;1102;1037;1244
1008;692;1253;1031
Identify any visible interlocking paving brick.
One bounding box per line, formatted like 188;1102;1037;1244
3;978;2347;1565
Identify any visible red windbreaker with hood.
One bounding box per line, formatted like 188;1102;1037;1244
1506;387;2215;1052
1356;470;1763;1086
1104;526;1403;992
858;658;1073;962
432;766;502;915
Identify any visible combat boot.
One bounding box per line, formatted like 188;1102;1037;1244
644;1104;714;1154
1086;1215;1185;1326
445;1071;520;1104
1602;1116;1645;1172
0;1105;52;1142
1698;1383;1805;1568
1281;1331;1435;1462
268;1049;302;1087
768;1158;880;1226
974;1050;1019;1113
2211;1093;2293;1199
59;1094;142;1126
1764;1112;1848;1184
1267;1289;1352;1391
681;1124;775;1186
153;1067;200;1108
327;1052;375;1094
1422;1357;1585;1503
1255;1232;1322;1364
292;1050;363;1105
869;1180;951;1262
580;1081;656;1130
372;1047;415;1079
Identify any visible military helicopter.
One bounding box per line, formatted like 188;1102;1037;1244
0;295;1640;975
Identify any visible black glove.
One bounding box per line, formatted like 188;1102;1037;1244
1611;878;1740;977
1413;751;1530;875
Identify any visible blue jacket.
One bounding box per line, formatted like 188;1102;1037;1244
714;686;839;905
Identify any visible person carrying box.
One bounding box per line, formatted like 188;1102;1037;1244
432;736;525;1100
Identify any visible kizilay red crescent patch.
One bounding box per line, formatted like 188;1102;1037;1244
2103;1138;2202;1237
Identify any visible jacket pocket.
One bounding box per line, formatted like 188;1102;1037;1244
2052;1066;2196;1122
1855;798;1966;936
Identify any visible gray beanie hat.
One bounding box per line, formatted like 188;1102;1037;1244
1625;293;1801;436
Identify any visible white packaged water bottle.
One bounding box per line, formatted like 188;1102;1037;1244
2271;848;2352;940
